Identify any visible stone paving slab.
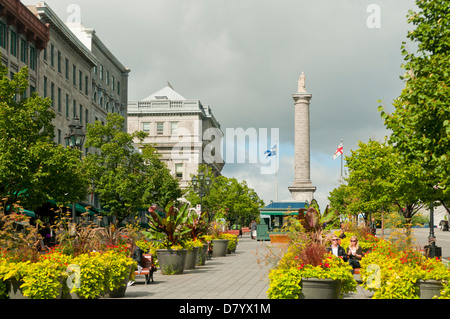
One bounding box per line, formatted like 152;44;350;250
125;233;272;299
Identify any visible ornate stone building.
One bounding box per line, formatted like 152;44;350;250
128;84;224;188
0;1;129;216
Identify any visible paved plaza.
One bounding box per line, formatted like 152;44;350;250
124;227;450;300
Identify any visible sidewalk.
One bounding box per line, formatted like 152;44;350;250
124;227;450;300
125;233;272;299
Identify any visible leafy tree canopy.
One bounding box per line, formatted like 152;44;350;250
0;64;88;213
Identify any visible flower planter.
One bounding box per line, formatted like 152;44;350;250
299;278;342;299
269;234;291;244
184;246;199;270
156;249;187;275
417;280;444;299
102;265;133;298
196;244;209;266
212;239;229;257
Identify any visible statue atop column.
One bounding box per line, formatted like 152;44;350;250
297;72;306;93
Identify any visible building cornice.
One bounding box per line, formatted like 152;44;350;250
34;2;98;66
0;0;50;50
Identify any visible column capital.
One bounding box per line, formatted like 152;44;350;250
292;93;312;103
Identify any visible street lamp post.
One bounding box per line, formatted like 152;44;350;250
64;116;85;223
191;171;212;218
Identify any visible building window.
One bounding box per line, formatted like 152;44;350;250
57;129;61;145
117;81;120;95
50;82;54;108
170;122;178;135
43;76;47;98
29;46;36;70
73;99;77;118
99;65;103;80
57;88;61;112
10;30;17;56
79;70;82;90
79;104;83;122
20;38;27;63
50;44;54;67
57;51;61;73
65;94;69;117
106;70;109;85
0;22;6;48
142;122;150;133
65;58;69;80
175;163;183;178
156;122;164;135
72;65;77;86
85;75;88;95
85;109;89;124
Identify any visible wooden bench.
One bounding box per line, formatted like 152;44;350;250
241;227;250;233
134;254;157;285
224;229;240;236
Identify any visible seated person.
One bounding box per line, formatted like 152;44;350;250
347;235;364;270
127;238;144;286
326;235;348;262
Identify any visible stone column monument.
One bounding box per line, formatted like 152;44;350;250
288;72;316;203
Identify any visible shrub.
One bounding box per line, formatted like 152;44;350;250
267;267;302;299
360;239;450;299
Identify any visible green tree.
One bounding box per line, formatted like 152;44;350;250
85;113;181;225
328;184;350;217
186;165;264;226
0;65;88;213
379;0;450;211
345;139;433;237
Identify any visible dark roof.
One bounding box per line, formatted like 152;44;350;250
263;202;307;209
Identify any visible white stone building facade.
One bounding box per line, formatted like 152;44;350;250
128;85;224;188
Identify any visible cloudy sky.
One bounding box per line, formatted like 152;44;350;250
24;0;417;210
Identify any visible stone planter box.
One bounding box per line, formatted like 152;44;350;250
156;249;187;275
196;244;209;266
212;239;229;257
416;280;444;299
184;246;199;270
299;278;342;299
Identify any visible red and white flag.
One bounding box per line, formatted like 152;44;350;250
332;142;343;159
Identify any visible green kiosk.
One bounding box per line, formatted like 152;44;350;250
257;202;307;241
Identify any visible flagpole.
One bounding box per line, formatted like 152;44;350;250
276;141;279;201
340;138;343;184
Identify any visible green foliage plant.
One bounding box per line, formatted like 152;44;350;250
70;252;106;299
143;201;190;248
268;240;357;299
360;238;450;299
102;249;136;293
220;233;238;251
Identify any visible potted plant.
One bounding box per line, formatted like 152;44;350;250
185;209;209;267
268;240;357;299
183;239;203;270
206;221;229;257
101;247;137;298
360;238;450;299
143;202;191;275
220;233;238;253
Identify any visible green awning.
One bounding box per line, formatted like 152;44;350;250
18;208;35;217
47;200;96;216
6;206;35;217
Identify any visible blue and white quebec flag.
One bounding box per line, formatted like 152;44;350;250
264;145;277;158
